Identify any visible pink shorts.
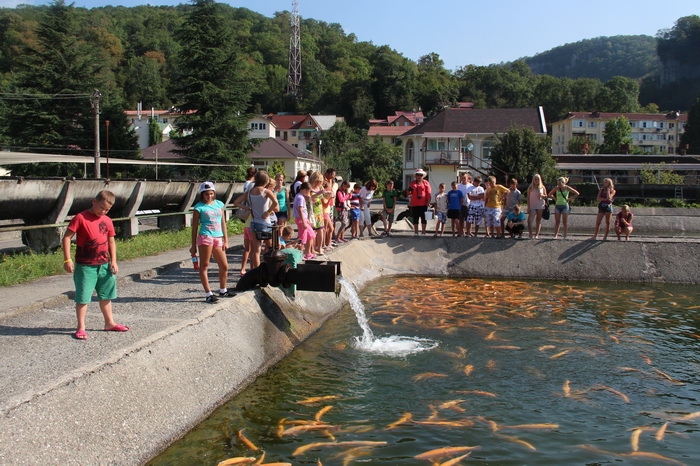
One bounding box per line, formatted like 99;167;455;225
295;218;316;244
197;234;224;248
243;227;253;241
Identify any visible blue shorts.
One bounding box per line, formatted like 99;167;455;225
598;203;613;213
436;211;447;223
555;204;570;214
350;208;361;222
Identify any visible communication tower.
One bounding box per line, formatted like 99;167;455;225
287;0;302;98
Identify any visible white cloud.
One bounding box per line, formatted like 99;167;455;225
0;0;34;7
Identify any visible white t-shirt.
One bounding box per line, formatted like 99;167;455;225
469;186;485;207
457;183;471;206
358;186;374;208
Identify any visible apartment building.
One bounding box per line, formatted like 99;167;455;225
552;111;688;155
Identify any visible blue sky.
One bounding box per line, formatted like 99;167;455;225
5;0;699;70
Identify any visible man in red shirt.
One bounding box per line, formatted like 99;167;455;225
408;169;432;236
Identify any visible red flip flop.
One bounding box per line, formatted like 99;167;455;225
104;324;130;332
73;330;88;340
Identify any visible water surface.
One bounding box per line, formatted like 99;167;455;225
151;277;700;465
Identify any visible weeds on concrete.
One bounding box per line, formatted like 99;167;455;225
0;220;243;287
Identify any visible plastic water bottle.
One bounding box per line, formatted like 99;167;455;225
191;254;199;270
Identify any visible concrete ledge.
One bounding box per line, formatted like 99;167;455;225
1;236;699;465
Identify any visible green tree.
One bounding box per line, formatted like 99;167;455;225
567;135;600;154
356;137;402;188
640;163;685;184
270;160;285;178
490;126;557;183
171;0;252;179
148;116;162;146
6;1;115;177
601;76;640;113
601;116;633;153
320;121;361;181
680;95;700;154
416;52;457;115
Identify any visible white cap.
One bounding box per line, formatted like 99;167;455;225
199;181;215;193
415;169;427;176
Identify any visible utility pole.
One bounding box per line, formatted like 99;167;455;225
287;0;302;98
91;89;101;178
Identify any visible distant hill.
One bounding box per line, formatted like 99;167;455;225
523;35;658;81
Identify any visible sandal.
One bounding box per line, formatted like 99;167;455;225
104;324;130;332
73;330;88;340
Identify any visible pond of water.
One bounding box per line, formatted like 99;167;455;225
151;277;700;465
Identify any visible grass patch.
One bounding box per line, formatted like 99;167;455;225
0;220;243;288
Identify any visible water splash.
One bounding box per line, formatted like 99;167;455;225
339;277;438;356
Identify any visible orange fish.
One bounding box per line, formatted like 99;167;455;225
497;434;536;451
237;429;258;451
550;350;570;359
463;365;475;376
621;451;685;465
453;390;497;398
630;426;645;452
217;458;257;465
414;446;480;460
292;441;387;457
297;396;340;405
438;452;473;466
385;412;412;430
592;385;630;403
655;422;669;441
653;368;685;385
280;424;336;437
563;380;571;397
314;406;333;422
439;400;467;413
413;372;448;381
539;345;556;352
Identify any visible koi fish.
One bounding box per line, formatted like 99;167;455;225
385;412;412;430
217;458;257;465
630;426;645;452
276;418;286;437
258;463;292;466
497;434;536;451
413;372;448;381
642;354;653;365
463;365;475;376
254;451;265;464
292;441;387;456
563;380;571;397
438;452;473;466
490;345;522;350
314;406;333;422
280;424;336;437
412;419;474;427
485;331;496;340
674;411;700;421
655;422;669;441
391;315;403;325
453;390;497;397
653;368;685;385
592;385;630;403
621;451;685;465
297;396;340;405
486;360;497;369
439;400;467;412
550;350;570;359
539;345;556;352
414;446;479;460
237;429;259;451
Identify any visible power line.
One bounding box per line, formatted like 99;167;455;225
0;92;92;101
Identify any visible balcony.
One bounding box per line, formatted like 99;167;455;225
423;150;471;166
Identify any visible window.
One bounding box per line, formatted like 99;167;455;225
482;140;495;160
588;121;597;128
642;121;649;128
291;131;297;137
307;121;312;126
590;134;597;140
573;120;585;128
670;123;675;129
406;140;414;162
275;130;281;137
669;135;675;141
658;122;665;129
630;121;638;128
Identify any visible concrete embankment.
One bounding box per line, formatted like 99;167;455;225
0;235;698;465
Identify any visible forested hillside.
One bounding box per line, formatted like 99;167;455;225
523;35;658;82
0;1;698;173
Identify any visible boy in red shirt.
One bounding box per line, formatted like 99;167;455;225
62;190;129;340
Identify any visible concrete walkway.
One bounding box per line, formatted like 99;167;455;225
1;230;699;465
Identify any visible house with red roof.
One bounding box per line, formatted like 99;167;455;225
400;106;547;191
248;113;343;156
244;138;323;179
368;111;425;145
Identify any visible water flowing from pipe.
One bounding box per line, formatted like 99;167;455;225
339;277;438;356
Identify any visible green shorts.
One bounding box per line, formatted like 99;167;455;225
74;263;117;304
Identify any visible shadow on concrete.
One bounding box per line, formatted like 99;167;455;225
258;290;299;345
0;325;73;337
558;239;603;264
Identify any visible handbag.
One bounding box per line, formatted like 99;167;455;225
542;203;551;220
235;191;251;221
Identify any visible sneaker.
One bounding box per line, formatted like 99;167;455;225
414;233;419;237
206;294;219;304
219;290;236;298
